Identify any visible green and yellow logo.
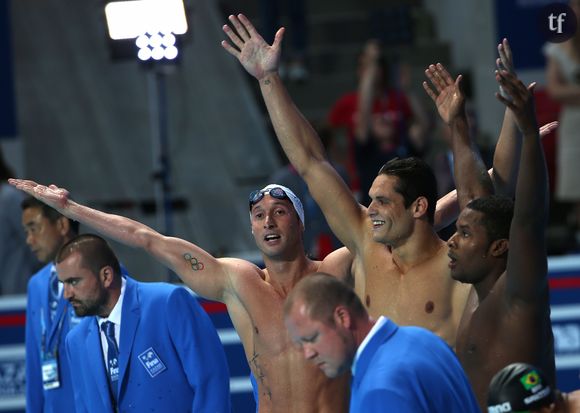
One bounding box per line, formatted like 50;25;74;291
520;370;541;390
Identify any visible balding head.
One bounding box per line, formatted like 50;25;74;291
284;273;369;378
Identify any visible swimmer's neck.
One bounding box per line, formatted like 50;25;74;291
263;253;317;295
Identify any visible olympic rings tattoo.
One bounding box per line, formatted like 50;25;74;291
183;253;205;271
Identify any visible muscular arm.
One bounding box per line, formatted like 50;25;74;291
493;109;521;197
491;114;556;197
495;72;549;302
8;180;236;302
258;74;366;251
449;111;493;209
492;38;523;197
423;64;493;211
319;246;355;287
434;120;557;231
222;14;366;252
433;184;473;232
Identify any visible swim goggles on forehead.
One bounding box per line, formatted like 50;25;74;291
248;186;289;209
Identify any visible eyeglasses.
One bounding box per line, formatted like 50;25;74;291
248;187;289;210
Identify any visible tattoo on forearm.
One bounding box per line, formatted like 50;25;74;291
183;253;205;271
263;79;271;85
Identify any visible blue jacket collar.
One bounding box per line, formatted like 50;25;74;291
351;318;398;389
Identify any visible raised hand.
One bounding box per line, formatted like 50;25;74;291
495;70;538;136
423;63;465;124
8;179;70;210
497;38;514;74
221;14;284;81
497;38;515;101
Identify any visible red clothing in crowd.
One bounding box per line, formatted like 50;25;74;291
328;89;413;194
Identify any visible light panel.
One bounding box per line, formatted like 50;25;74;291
105;0;188;40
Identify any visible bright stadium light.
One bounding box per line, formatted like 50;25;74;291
162;33;176;47
104;0;188;62
134;31;179;62
137;47;152;61
104;0;188;40
164;45;178;60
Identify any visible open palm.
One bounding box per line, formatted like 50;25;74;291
423;63;465;124
435;83;464;124
221;14;283;80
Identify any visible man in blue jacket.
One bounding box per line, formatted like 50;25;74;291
22;197;80;412
284;273;480;413
57;233;230;413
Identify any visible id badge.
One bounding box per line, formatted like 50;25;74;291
42;354;61;390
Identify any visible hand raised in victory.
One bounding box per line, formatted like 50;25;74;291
423;63;466;125
221;14;284;81
495;70;538;136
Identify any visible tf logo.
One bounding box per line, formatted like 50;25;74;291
538;3;578;43
138;347;167;378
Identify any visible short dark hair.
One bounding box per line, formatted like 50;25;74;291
466;195;514;241
56;234;121;277
284;273;367;326
378;157;438;224
21;196;80;234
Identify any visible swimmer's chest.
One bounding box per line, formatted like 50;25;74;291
455;290;504;370
456;287;542;373
239;284;294;355
361;255;453;325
